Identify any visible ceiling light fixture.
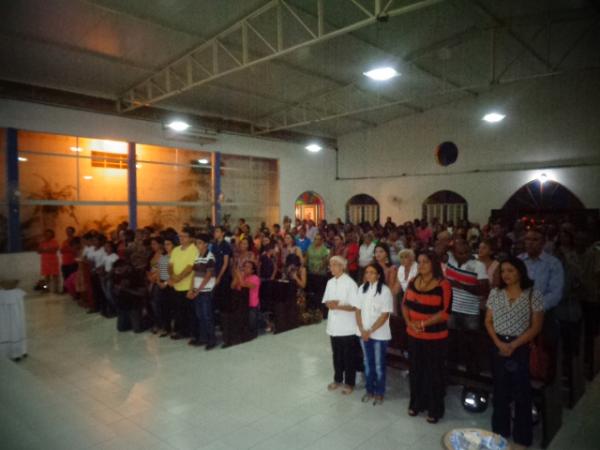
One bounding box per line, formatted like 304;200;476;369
70;146;82;152
363;67;400;81
83;175;93;180
136;163;142;169
482;112;506;123
538;173;548;185
166;120;190;131
198;158;209;164
305;144;322;153
18;156;28;162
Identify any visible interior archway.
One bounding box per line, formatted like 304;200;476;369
295;191;325;223
346;194;380;224
422;190;468;224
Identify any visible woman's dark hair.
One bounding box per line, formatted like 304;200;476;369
239;235;254;251
151;236;164;246
195;233;211;244
361;263;385;295
480;238;497;257
244;260;258;275
374;242;392;267
417;251;444;280
104;240;116;253
498;256;534;290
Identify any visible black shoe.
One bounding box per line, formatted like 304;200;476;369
205;343;216;351
221;343;232;349
170;334;182;340
188;339;204;347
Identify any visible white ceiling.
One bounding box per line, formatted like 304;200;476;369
0;0;598;139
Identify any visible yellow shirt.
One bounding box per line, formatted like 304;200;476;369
170;244;199;292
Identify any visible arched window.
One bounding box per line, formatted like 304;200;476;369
295;191;325;223
501;179;585;217
422;190;468;224
346;194;379;224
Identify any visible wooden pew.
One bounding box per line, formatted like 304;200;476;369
271;281;299;334
221;288;252;347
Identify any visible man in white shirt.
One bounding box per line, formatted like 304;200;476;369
323;256;359;395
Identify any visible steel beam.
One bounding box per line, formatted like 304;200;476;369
469;0;553;70
117;0;445;112
252;64;600;135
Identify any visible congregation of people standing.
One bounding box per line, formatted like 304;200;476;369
33;213;599;443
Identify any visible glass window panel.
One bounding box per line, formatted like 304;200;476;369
136;143;211;165
137;161;212;203
18;130;80;156
18;152;78;202
77;157;128;202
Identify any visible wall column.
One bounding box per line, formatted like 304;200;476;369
6;128;21;252
127;142;137;230
211;152;222;225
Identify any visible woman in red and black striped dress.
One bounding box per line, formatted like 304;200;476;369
402;251;452;423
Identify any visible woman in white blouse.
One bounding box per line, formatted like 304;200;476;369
354;263;394;405
485;256;544;449
397;249;418;295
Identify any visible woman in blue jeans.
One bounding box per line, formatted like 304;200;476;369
354;263;394;405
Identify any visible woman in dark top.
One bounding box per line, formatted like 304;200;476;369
402;251;452;423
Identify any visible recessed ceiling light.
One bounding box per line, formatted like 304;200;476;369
167;120;190;131
482;112;506;123
70;146;82;152
305;144;322;153
363;67;400;81
198;158;209;164
83;175;93;180
18;156;28;162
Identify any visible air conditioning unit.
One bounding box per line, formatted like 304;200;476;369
162;125;218;145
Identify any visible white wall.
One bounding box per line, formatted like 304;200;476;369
334;71;600;224
0;99;338;225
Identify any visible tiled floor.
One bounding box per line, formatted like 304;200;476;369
1;293;599;450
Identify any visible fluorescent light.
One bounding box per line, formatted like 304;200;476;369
305;144;322;153
167;120;190;131
538;173;548;185
83;175;93;180
70;146;82;152
482;112;506;123
18;156;28;162
363;67;400;81
198;158;209;164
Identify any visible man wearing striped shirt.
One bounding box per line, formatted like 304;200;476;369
446;239;490;377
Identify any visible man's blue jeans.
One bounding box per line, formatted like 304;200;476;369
360;338;389;396
194;291;216;345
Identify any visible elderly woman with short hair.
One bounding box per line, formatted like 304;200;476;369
322;255;359;395
397;249;418;295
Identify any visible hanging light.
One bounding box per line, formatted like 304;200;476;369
305;143;322;153
363;67;400;81
482;112;506;123
538;173;548;185
166;120;190;131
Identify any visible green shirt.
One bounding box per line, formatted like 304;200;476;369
306;244;329;275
